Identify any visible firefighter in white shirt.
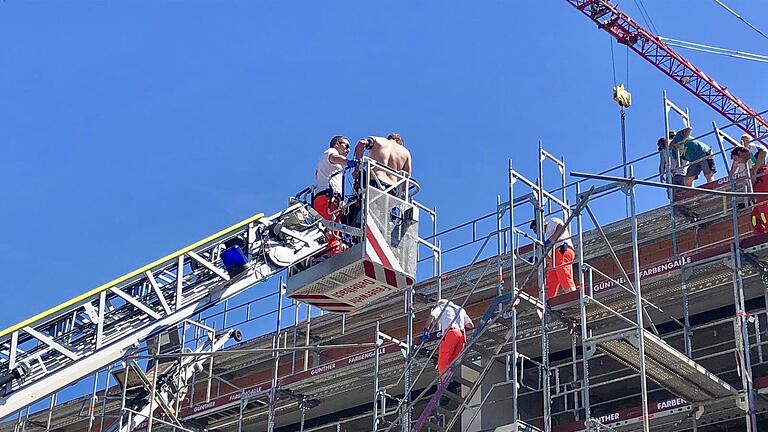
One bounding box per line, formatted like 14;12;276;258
423;299;475;374
313;135;356;256
531;216;577;299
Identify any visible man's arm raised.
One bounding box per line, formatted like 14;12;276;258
328;149;347;165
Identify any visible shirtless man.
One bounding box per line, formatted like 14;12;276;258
354;133;412;193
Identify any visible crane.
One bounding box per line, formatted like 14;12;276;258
565;0;768;141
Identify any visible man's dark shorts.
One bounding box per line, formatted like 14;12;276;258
687;157;716;179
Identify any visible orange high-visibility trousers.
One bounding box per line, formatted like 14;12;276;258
437;328;467;373
545;246;576;299
312;194;341;255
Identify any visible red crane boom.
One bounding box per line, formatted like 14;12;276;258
566;0;768;139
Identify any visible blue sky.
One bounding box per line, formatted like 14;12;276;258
1;0;767;333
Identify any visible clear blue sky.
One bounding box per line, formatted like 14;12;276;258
1;0;766;331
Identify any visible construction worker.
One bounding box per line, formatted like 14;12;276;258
657;135;687;185
727;134;766;179
531;217;577;299
671;127;716;186
353;133;412;196
313;135;356;255
423;299;475;374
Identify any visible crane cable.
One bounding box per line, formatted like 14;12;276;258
712;0;768;42
609;37;618;86
608;38;631;86
632;0;659;35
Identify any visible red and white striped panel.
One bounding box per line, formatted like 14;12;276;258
288;215;415;313
364;215;404;273
363;260;414;291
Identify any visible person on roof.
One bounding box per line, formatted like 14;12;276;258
531;216;577;299
730;145;768;234
671;127;716;186
313;135;356;255
423;299;475;374
658;134;687;186
353;133;412;196
727;134;766;180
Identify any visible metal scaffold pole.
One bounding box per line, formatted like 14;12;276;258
99;365;113;432
497;195;505;301
664;93;694;360
373;321;381;432
627;166;651;432
267;278;286;432
46;393;56;431
403;284;414;432
536;141;552;432
575;182;591;429
713;122;759;431
508;159;519;424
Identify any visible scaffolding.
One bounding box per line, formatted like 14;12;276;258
380;91;768;432
4;93;768;432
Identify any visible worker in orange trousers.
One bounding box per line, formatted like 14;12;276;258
423;299;475;374
531;217;577;299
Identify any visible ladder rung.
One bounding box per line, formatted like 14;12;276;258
483;330;508;345
454;375;475;389
461;359;485;374
470;344;497;360
442;389;463;404
423;420;446;432
434;404;456;417
496;316;515;329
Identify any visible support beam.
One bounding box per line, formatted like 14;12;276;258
22;327;78;361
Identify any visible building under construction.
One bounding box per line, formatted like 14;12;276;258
1;1;768;432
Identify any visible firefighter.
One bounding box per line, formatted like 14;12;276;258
531;217;577;299
423;299;475;374
313;136;356;255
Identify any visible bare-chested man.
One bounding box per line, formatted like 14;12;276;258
353;133;412;193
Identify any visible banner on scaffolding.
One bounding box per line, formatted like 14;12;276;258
556;397;689;432
179;343;403;419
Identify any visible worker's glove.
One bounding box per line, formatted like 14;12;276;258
347;159;359;169
420;328;430;344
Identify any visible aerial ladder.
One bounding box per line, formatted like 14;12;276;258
0;157;424;428
0;201;327;420
109;328;241;432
